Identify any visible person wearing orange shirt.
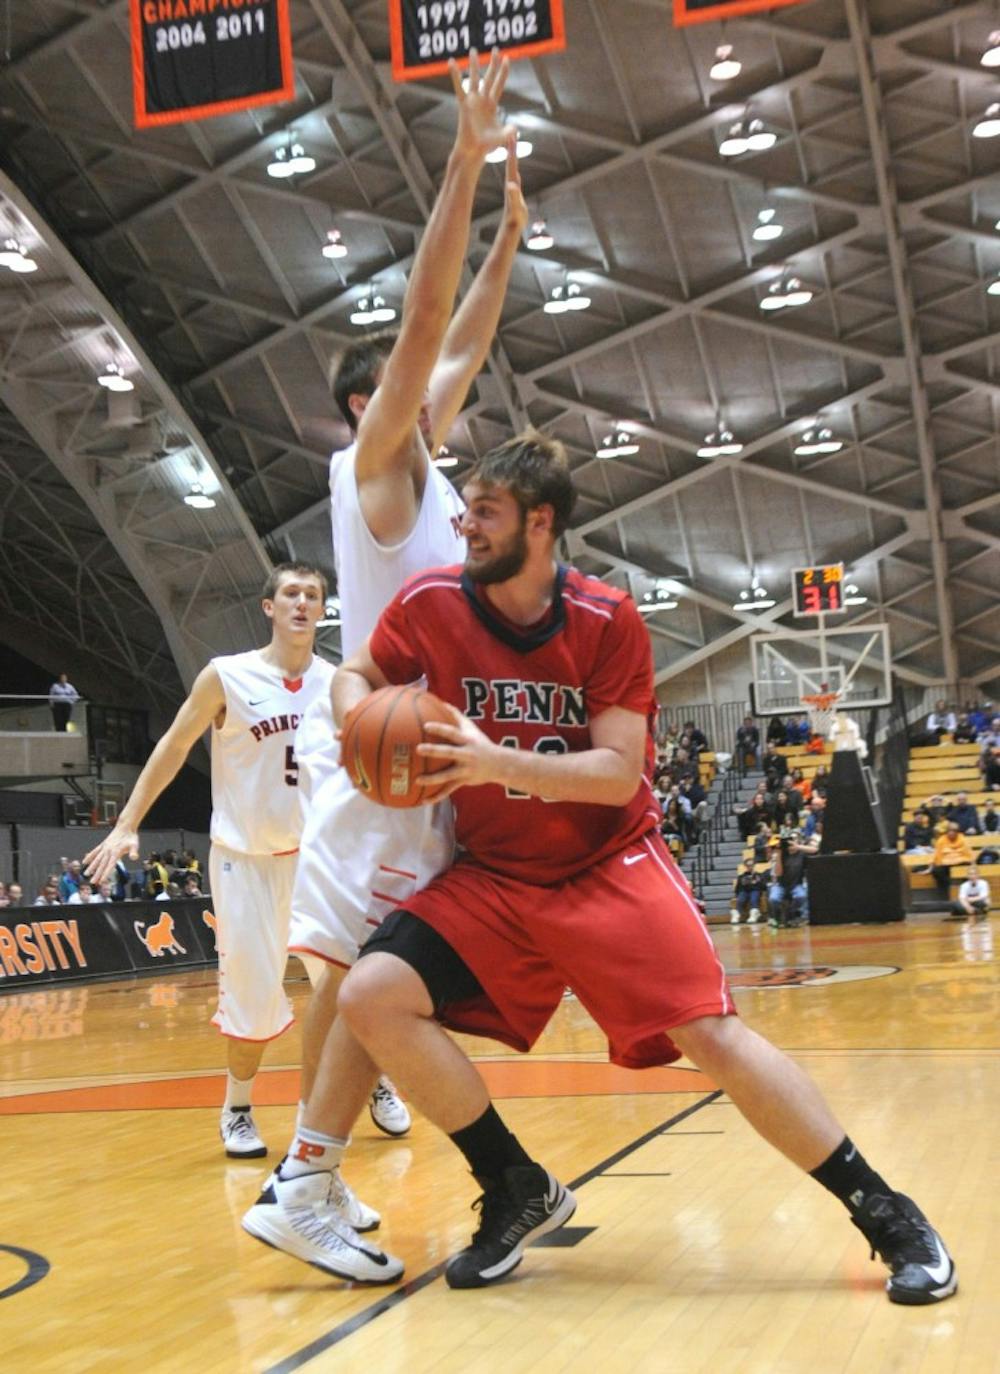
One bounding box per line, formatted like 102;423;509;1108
931;822;973;899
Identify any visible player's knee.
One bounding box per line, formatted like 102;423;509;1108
337;953;426;1037
670;1013;740;1065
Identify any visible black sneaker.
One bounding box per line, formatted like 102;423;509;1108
852;1193;957;1305
445;1164;576;1289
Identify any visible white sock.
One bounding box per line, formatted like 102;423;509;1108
279;1126;349;1179
224;1072;255;1112
295;1100;307;1133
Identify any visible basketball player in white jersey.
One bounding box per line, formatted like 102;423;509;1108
83;564;333;1161
242;51;524;1281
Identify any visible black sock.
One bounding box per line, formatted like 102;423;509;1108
449;1104;534;1188
810;1136;893;1217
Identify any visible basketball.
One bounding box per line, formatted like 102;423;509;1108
341;684;455;808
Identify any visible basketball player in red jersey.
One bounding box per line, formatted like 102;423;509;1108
310;432;954;1303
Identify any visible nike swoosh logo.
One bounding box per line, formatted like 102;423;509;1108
623;854;648;866
845;1146;857;1163
922;1234;953;1286
249;698;269;707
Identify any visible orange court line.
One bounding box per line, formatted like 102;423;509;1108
0;1059;714;1115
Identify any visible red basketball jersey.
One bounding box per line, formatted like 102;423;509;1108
369;565;662;883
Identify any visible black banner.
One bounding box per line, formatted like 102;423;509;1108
130;0;294;129
389;0;565;83
674;0;804;25
0;900;218;989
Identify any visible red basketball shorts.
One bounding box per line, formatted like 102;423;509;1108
404;830;736;1068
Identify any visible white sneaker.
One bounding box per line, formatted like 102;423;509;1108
261;1160;381;1232
369;1077;411;1137
748;908;762;924
221;1107;267;1159
730;908;741;925
243;1171;403;1283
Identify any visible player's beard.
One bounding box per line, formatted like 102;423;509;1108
465;517;529;586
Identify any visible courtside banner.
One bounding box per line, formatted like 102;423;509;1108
130;0;294;130
674;0;805;25
389;0;566;82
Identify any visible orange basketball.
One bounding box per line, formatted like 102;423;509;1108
341;685;454;808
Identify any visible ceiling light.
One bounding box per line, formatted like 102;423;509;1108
640;581;679;613
982;31;1000;67
526;219;553;251
761;274;814;311
267;139;315;178
709;44;741;81
433;446;459;469
97;361;134;392
486;136;533;164
745;119;777;152
0;238;38;273
733;578;775;611
752;208;783;242
369;294;396;323
350;296;374;325
596;430;640;459
287;143;315;174
987;274;1000;296
317;597;341;627
843;583;868;607
543;286;568;314
267;147;295;178
794;426;843;456
544;280;591;314
697;427;743;458
183;482;215;510
973;103;1000;139
719;121;750;158
563;281;591;310
321;229;347;259
350;291;396;326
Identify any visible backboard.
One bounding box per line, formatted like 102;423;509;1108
750;623;892;716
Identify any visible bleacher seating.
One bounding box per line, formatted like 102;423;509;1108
898;739;997;909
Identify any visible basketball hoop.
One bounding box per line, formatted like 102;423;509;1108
801;690;840;739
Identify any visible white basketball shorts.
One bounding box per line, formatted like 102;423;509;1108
288;694;455;969
209;844;298;1041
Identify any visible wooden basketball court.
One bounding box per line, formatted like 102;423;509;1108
1;916;996;1373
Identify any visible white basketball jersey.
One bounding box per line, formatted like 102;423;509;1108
330;441;467;657
211;650;335;855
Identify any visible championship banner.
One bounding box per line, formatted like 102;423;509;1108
389;0;566;83
674;0;805;25
130;0;294;130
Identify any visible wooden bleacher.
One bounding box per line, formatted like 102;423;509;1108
898;739;997;908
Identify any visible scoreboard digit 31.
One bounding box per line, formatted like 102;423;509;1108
792;562;845;617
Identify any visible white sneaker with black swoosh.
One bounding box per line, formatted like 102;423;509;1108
853;1192;957;1304
242;1171;402;1283
445;1164;576;1289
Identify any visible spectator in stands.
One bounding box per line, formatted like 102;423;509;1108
145;853;169;897
735;715;760;771
48;673;80;732
810;764;830;798
752;820;774;864
111;859;132;902
926;700;956;743
969;702;994;735
789;767;811;803
660;799;687;857
761;745;787;790
4;882;22;905
33;880;60;906
774;788;801;822
801;795;827;840
946;791;982;835
58;860;83;903
181;848;202;878
682;720;708;754
977;716;1000;750
0;882;6;908
903;809;935;853
982;746;1000;791
983;799;999;835
931;822;974;900
766;715;788;746
731;859;765;926
183;873;205;898
768;824;816;927
737;790;771;841
923;794;948;831
952;713;977;745
678;775;707;837
945;864;991;923
785;713;811;746
67;881;100;905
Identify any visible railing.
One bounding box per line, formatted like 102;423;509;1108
656;699;751;758
0;694;88;737
686;758;745;902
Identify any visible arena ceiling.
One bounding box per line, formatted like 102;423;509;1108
1;0;1000;714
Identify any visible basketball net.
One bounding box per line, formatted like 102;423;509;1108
801;690;840;740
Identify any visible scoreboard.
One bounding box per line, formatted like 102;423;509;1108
792;563;845;617
389;0;566;81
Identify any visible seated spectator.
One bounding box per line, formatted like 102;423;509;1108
660;799;686;857
983;799;999;834
731;859;765;925
968;701;991;734
773;788;801;822
156;881;183;902
784;713;811;745
946;791;981;835
111;859;132;902
752;821;774;864
977;716;1000;749
925;700;956;742
58;859;83;903
804;727;826;755
923;794;948;831
903;810;935;853
982;746;1000;791
145;853;169;897
4;882;23;906
681;720;708;754
945;864;991;922
789;767;811;803
810;764;830;798
766;715;788;746
182;873;205;898
735;715;760;771
737;791;771;841
931;823;974;899
67;881;101;905
761;746;787;789
801;795;827;840
33;881;61;906
0;882;7;908
678;775;707;838
952;713;977;745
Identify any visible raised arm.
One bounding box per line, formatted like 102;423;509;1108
83;664;226;884
427;136;528;451
354;51;512;493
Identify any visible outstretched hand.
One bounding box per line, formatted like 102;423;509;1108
501;133;529;237
83;826;140;887
449;48;514;163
